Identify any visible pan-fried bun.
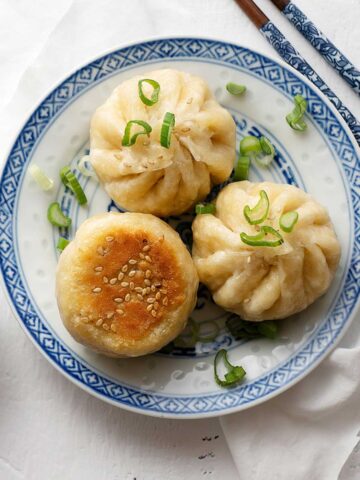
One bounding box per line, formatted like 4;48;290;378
56;212;198;357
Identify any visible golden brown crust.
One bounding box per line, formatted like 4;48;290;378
56;212;198;357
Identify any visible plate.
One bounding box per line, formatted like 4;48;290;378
1;37;359;418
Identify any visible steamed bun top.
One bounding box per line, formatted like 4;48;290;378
90;69;236;216
192;181;341;321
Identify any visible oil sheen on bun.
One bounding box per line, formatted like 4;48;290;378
56;212;198;357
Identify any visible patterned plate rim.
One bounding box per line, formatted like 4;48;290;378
0;36;359;418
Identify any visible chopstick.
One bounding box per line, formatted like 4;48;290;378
234;0;360;146
270;0;360;96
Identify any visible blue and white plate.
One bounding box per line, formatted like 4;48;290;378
1;38;359;418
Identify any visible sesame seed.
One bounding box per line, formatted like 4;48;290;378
137;294;143;301
162;297;168;306
142;245;150;252
128;270;136;277
129;259;137;265
151;310;157;317
247;256;251;263
97;246;105;255
155;292;161;300
145;256;152;263
142;288;147;295
118;272;124;281
146;304;153;312
116;308;124;315
154;302;159;310
111;324;117;332
103;276;109;283
139;253;145;259
106;236;114;242
96;319;103;327
130;282;135;290
144;279;151;286
135;287;143;293
92;287;102;293
121;265;128;273
154;281;162;287
82;317;90;323
121;282;129;287
103;324;109;331
109;278;117;285
145;287;151;294
145;270;152;278
114;297;123;303
94;266;103;272
125;294;131;302
107;312;114;319
151;285;156;292
160;289;167;294
147;297;155;304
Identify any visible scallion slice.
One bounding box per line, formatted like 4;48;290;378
240;136;262;157
60;166;87;205
138;79;160;106
286;94;307;131
214;349;246;388
240;225;284;247
197;321;220;343
174;319;199;348
122;120;152;147
47;202;71;228
77;155;95;177
195;203;216;215
280;210;299;233
28;164;54;191
234;156;250;181
243;190;269;225
226;82;246;95
160;112;175;148
226;316;278;340
57;237;70;251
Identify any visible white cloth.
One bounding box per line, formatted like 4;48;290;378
0;1;359;479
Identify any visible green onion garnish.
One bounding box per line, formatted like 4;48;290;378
240;135;275;167
214;349;246;388
240;136;262;157
174;318;199;348
226;317;278;340
240;225;284;247
279;211;299;233
195;203;216;215
226;82;246;96
286;94;307;131
47;202;71;228
138;79;160;106
28;164;54;191
197;321;220;343
243;190;269;225
122;120;152;147
60;166;87;205
77;155;95;177
57;237;70;251
160;112;175;148
234;156;250;181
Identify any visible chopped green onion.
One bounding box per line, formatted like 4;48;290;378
226;316;278;340
60;166;87;205
243;190;269;225
57;237;70;251
280;210;299;233
240;136;262;157
138;78;160;106
47;202;71;228
197;321;220;343
226;82;246;95
160;112;175;148
234;156;250;181
77;155;95;177
122;120;152;147
286;94;307;131
214;349;246;388
240;225;284;247
28;164;54;191
195;203;216;215
174;318;199;348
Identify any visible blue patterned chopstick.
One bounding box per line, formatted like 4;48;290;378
234;0;360;146
272;0;360;96
260;22;360;145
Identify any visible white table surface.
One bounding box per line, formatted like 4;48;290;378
0;1;359;479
